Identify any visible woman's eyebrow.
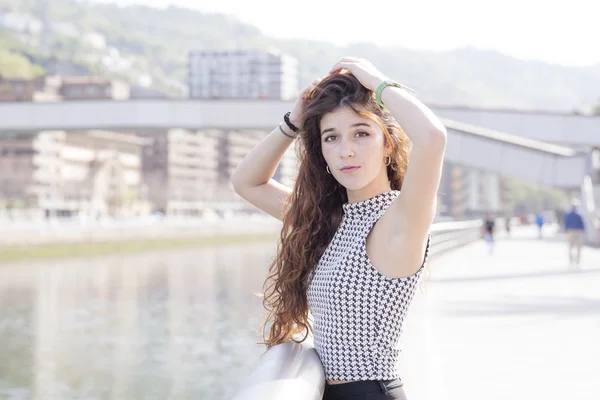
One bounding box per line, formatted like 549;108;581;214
321;122;371;136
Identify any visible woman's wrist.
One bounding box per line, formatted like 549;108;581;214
278;123;297;139
284;111;301;132
289;117;301;128
369;76;387;92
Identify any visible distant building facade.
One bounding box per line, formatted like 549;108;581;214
188;48;298;100
140;129;221;216
0;75;130;102
58;76;130;100
0;76;35;102
139;128;298;216
438;163;510;218
0;131;148;217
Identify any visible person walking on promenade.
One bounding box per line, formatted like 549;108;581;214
564;201;586;267
483;213;496;254
535;212;545;238
231;57;447;399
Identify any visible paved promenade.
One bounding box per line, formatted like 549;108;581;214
400;226;600;400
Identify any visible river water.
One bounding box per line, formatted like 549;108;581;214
0;241;277;400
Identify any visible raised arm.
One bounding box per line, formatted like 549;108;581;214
379;80;447;235
230;81;317;221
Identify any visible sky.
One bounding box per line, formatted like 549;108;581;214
93;0;597;67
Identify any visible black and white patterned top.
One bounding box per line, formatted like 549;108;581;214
306;190;429;381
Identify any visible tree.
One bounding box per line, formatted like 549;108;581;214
0;49;45;78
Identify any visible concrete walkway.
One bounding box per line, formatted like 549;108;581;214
399;226;600;400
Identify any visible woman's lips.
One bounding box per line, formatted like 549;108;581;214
340;166;360;173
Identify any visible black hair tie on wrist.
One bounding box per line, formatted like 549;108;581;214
278;124;296;139
284;112;299;133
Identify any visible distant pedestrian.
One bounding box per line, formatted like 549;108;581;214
483;213;495;254
535;213;544;238
564;202;585;267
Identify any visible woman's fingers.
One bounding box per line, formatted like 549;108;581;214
336;56;359;64
330;56;362;74
330;62;352;74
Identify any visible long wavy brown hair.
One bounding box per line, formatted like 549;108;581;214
259;73;411;348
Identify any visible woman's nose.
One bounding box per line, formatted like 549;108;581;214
339;139;355;158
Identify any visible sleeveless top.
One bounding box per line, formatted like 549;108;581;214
306;190;430;381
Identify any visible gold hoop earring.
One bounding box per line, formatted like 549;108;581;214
326;165;332;174
385;156;391;166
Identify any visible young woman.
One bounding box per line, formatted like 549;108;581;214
231;57;447;399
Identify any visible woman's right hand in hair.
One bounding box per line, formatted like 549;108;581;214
288;79;321;128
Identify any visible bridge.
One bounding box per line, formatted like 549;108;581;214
2;99;599;245
431;105;600;147
0;100;594;189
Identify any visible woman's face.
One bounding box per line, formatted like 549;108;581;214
319;106;390;194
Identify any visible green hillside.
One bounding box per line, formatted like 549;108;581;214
0;0;599;111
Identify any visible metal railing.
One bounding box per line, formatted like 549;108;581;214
429;219;483;255
232;337;324;400
234;219;483;400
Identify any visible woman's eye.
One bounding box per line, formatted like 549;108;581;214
324;132;368;142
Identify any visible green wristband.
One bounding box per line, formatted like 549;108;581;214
375;80;416;107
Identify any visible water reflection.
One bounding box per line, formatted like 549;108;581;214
0;241;277;400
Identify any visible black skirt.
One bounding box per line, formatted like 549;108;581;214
322;379;407;400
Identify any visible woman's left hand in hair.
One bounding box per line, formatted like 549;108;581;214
329;57;387;91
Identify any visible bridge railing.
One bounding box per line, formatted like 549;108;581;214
233;218;483;400
429;219;483;255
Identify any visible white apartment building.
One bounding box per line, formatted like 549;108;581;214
139;128;299;216
188;48;299;100
0;130;149;218
139;128;221;216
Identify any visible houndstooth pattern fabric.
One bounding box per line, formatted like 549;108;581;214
306;190;430;381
